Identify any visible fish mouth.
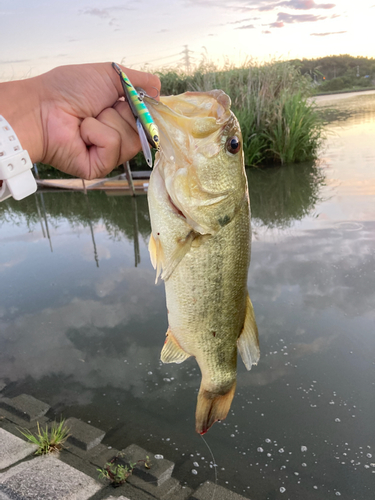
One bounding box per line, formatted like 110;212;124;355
145;91;232;164
152;159;187;221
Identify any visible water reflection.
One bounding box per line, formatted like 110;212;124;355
0;160;325;238
1;93;375;500
0;190;152;242
0;191;151;267
247;161;325;229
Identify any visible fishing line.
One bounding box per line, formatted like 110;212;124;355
200;434;218;500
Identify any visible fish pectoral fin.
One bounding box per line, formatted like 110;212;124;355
160;329;191;364
161;230;205;281
237;294;260;371
148;233;164;284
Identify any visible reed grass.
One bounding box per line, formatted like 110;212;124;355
157;59;324;166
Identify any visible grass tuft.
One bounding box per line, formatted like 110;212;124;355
19;420;70;455
97;454;151;487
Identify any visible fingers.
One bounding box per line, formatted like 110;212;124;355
80;108;141;179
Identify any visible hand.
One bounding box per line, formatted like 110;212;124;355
0;63;160;179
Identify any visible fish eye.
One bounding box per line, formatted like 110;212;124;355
226;136;240;154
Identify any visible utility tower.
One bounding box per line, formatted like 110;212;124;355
182;45;193;74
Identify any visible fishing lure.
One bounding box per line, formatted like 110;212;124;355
112;62;160;168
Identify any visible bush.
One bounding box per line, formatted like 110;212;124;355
158;59;323;166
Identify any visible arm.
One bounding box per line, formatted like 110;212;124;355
0;63;160;179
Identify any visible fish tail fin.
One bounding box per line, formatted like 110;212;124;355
195;383;236;435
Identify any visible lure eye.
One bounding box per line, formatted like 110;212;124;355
226;136;241;154
153;135;159;143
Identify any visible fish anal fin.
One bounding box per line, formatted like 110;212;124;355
160;329;191;364
237;294;260;371
148;233;164;284
195;383;236;435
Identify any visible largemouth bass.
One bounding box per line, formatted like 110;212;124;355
146;90;259;434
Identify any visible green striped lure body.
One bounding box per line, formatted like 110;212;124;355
112;62;160;168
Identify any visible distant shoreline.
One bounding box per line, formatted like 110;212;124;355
313;88;375;103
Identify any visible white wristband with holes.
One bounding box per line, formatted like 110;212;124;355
0;115;37;202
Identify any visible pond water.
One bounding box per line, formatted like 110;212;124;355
1;92;374;500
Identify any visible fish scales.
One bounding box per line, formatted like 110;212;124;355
165;202;250;387
146;90;259;434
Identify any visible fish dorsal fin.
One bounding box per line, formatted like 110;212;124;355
148;233;164;284
161;328;191;364
237;294;260;370
161;230;209;282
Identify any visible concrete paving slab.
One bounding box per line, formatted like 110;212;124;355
0;455;103;500
105;497;131;500
0;407;40;428
65;417;105;451
122;444;174;486
189;481;250;500
127;474;180;499
165;484;193;500
86;444;120;469
0;395;50;422
0;417;50;441
103;483;155;500
0;428;38;470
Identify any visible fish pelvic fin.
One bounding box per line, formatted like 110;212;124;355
148;233;164;284
161;328;191;364
195;383;236;435
237;294;260;370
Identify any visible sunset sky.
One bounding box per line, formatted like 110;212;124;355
1;0;374;80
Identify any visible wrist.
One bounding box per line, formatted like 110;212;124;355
0;77;44;163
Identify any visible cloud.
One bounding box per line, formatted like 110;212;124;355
80;5;134;26
277;0;335;9
236;24;256;29
0;59;31;64
269;11;327;26
269;20;284;27
279;11;327;21
228;17;260;24
310;30;346;36
186;0;335;11
81;7;111;18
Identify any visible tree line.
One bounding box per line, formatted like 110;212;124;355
290;54;375;92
